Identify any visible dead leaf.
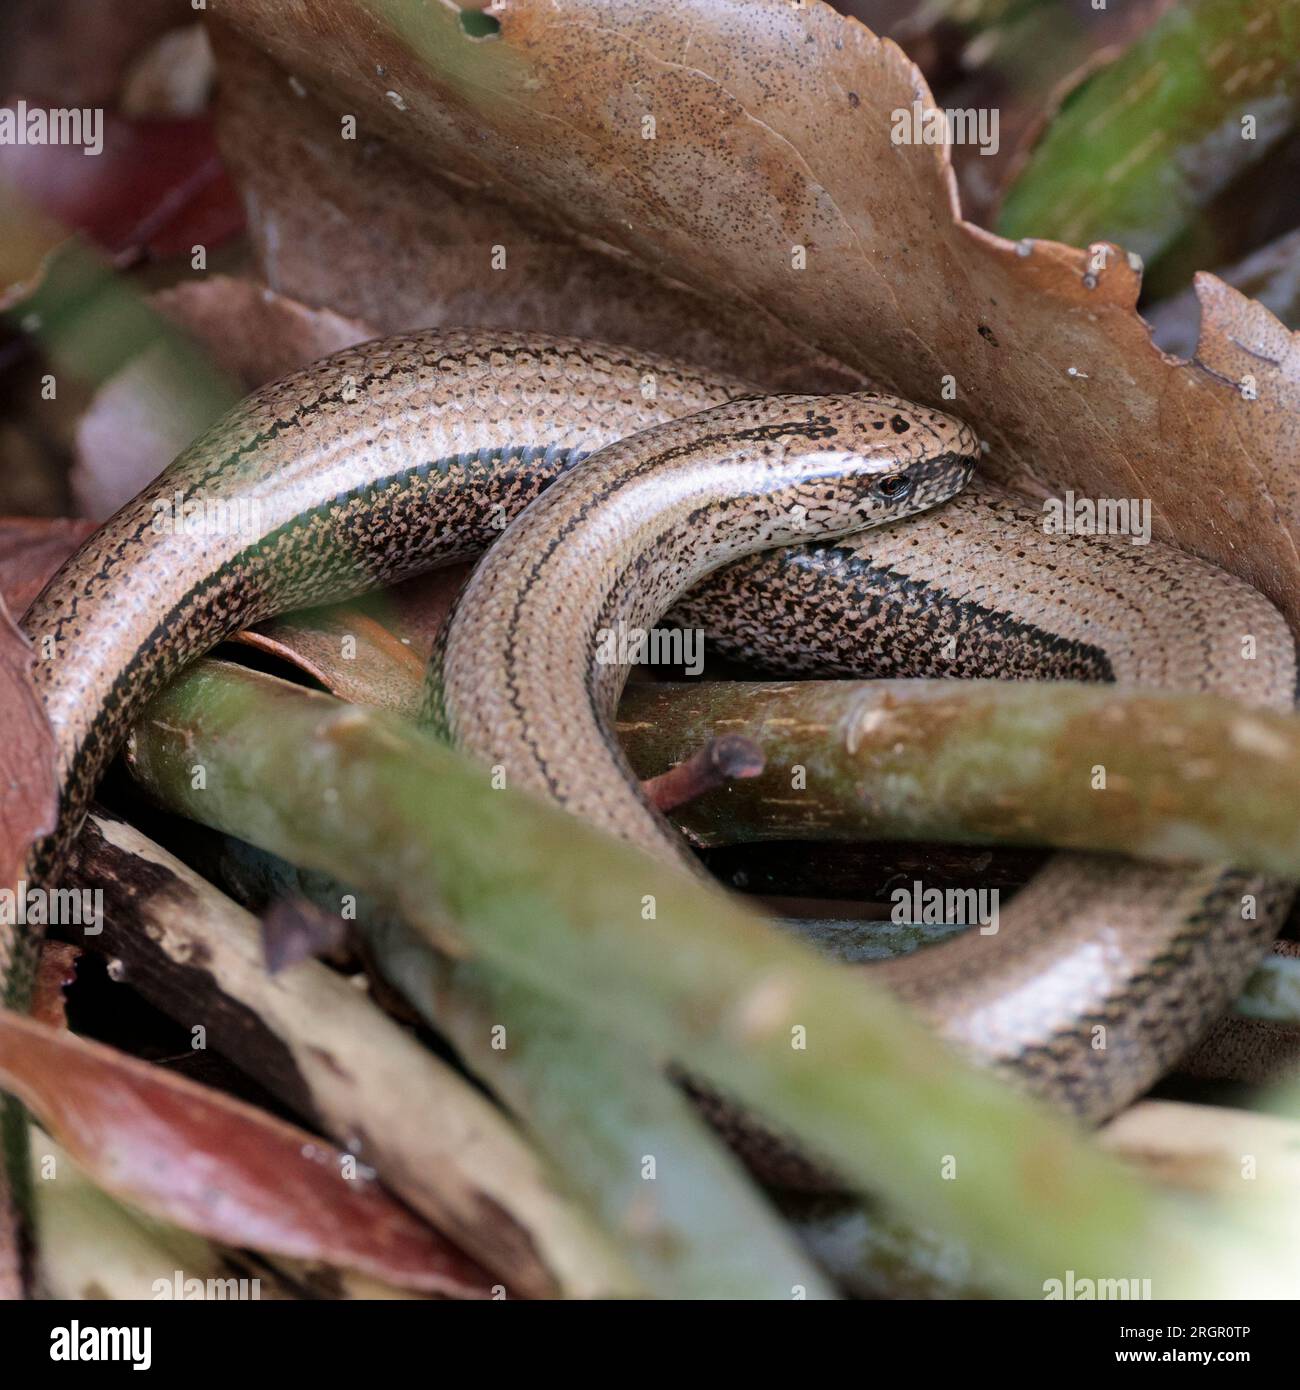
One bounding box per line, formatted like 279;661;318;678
0;1007;497;1296
233;567;466;716
0;536;65;1294
213;0;1300;635
144;275;378;389
32;1125;296;1301
209;24;867;394
0;516;95;613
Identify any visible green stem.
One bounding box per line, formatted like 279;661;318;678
123;659;1216;1296
380;924;838;1299
182;828;836;1297
619;679;1300;876
997;0;1300;264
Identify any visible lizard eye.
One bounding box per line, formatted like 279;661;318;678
873;473;913;502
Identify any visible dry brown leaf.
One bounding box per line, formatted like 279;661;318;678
0;518;68;1299
209;24;867;394
214;0;1300;634
233;567;466;716
0;516;96;614
141;275;377;390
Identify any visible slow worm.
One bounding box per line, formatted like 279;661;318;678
16;329;1291;1132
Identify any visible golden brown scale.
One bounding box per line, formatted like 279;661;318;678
14;329;741;1006
434;391;976;862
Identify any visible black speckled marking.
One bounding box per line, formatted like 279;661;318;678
677;544;1116;681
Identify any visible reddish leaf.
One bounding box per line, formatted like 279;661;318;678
0;106;242;263
0;1008;496;1296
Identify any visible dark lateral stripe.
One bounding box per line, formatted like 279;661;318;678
807;544;1116;680
65;442;591;809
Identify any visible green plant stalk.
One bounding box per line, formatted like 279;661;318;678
163;830;993;1298
122;659;1227;1297
997;0;1300;263
619;679;1300;877
125;634;1300;1114
182;832;836;1298
370;919;837;1299
202;835;989;1296
194;832;1300;1296
634;678;1300;1027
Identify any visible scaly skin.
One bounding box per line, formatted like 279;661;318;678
15;330;742;1007
432;392;976;859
